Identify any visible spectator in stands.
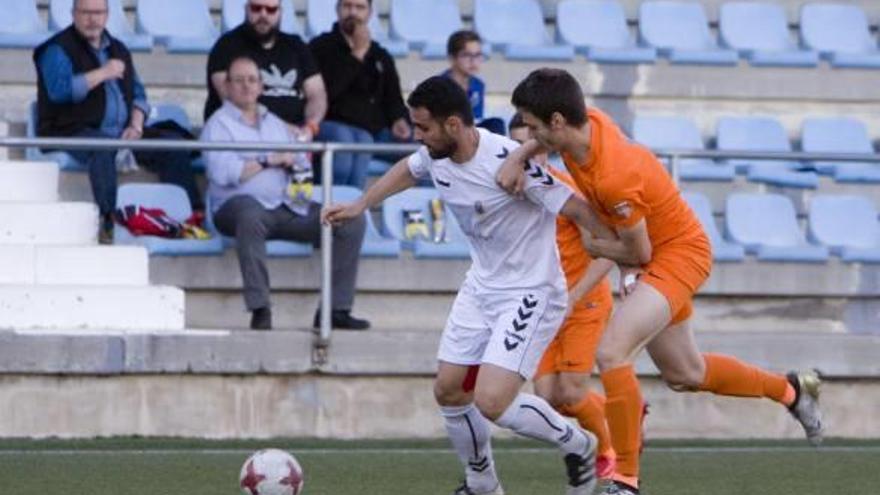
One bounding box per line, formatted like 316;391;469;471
309;0;412;189
442;30;506;136
202;56;370;331
33;0;203;244
204;0;327;141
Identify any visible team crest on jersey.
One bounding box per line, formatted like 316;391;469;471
613;201;633;219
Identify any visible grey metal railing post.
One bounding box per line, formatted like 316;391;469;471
671;154;681;186
317;146;335;356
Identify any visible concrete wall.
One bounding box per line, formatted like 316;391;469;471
1;374;876;439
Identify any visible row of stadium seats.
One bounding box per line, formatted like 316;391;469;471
633;115;880;187
3;0;879;66
117;181;880;264
27;98;880;189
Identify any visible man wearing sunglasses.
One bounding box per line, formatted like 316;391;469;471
205;0;327;143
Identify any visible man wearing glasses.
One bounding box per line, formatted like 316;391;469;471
33;0;203;243
205;0;327;143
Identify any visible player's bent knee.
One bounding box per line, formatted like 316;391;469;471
660;370;703;392
474;392;512;422
433;379;471;407
595;346;628;372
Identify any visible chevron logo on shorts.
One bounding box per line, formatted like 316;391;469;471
505;294;540;352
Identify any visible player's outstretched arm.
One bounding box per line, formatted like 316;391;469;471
321;158;417;226
496;139;544;196
559;195;616;240
567;255;614;315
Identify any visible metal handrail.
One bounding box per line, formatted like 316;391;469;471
2;136;879;363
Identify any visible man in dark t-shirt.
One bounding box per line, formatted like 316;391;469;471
204;0;326;139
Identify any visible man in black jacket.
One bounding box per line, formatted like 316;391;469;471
33;0;202;243
309;0;412;189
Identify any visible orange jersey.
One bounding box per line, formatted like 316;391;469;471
550;167;612;308
562;108;706;250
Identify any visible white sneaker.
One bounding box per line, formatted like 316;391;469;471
564;428;598;495
787;370;824;446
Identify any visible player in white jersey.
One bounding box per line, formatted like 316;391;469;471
323;77;614;495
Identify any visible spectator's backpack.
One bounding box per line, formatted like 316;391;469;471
114;205;209;239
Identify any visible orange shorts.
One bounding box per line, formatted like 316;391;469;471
534;297;613;379
640;235;712;325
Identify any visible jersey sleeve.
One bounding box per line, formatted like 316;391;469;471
522;160;574;215
596;166;647;229
406;147;432;179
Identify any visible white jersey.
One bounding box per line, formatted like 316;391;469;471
407;129;573;292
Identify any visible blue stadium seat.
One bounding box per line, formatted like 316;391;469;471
0;0;50;48
313;186;400;257
381;188;469;259
631;115;734;181
716;116;818;189
725;193;829;262
49;0;153;52
801;117;880;183
115;183;223;256
474;0;575;61
719;2;818;67
136;0;218;54
556;0;656;64
801;4;880;69
639;1;738;65
682;191;745;262
222;0;301;35
205;196;313;257
305;0;408;56
25;101;84;171
390;0;462;59
808;195;880;263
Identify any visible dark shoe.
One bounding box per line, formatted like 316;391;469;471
250;307;272;330
98;217;114;245
312;309;371;331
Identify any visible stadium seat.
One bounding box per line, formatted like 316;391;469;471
719;2;818;67
725;193;829;262
556;0;656;64
205;196;313;257
390;0;462;59
313;186;400;257
808;195;880;263
136;0;218;54
49;0;153;52
474;0;575;61
222;0;302;35
631;115;734;181
0;0;51;48
716;116;818;189
639;1;738;65
25;101;84;172
682;191;745;261
381;188;469;259
305;0;408;57
801;4;880;69
801;117;880;183
115;183;223;256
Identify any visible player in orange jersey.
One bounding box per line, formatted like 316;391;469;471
509;113;618;480
497;68;823;495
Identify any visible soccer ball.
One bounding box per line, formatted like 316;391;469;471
239;449;304;495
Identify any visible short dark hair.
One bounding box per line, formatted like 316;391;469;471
74;0;108;10
336;0;372;7
227;55;260;78
511;68;587;126
407;76;475;126
447;30;481;57
508;113;526;133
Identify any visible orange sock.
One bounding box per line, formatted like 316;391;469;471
700;353;796;406
600;364;643;486
563;392;614;457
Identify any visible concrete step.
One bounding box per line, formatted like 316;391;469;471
0;285;184;331
0;160;58;202
0;245;148;285
0;202;97;245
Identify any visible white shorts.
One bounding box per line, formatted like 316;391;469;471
437;279;567;379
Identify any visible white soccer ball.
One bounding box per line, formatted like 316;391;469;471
239;449;305;495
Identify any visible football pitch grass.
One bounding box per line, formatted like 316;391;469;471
1;438;878;494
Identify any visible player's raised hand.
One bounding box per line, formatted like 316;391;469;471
321;201;365;226
496;155;526;197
